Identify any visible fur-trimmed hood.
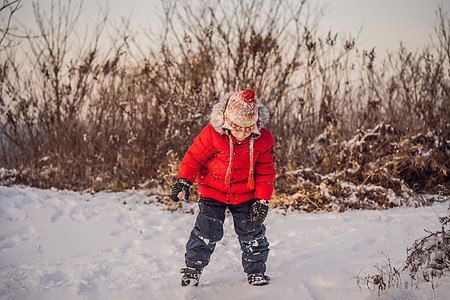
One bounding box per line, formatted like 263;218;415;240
209;92;270;138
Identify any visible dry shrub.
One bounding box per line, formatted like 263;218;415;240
357;210;450;297
273;122;448;212
273;169;425;213
404;213;450;284
315;123;449;194
356;253;406;297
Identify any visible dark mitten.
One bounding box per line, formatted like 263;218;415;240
170;178;192;202
249;199;270;226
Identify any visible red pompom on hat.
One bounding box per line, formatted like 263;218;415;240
241;89;255;103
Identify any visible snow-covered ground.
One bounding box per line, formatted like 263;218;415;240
0;186;449;300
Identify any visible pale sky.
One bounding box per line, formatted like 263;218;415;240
322;0;447;54
13;0;449;58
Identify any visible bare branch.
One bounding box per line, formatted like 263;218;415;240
0;0;22;48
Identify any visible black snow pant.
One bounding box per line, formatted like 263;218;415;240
185;197;270;274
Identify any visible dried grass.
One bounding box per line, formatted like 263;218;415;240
273;123;449;212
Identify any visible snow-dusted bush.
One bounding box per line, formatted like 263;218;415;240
0;168;17;186
405;213;450;284
274;121;448;212
357;207;450;297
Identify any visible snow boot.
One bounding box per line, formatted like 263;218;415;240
247;273;270;286
180;267;202;287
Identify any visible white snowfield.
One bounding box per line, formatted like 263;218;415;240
0;186;449;300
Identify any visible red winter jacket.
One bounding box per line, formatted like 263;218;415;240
178;123;275;204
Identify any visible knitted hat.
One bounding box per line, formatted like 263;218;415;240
224;89;259;134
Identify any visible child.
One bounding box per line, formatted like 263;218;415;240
170;89;275;286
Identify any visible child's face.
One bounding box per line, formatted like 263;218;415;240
230;130;252;141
